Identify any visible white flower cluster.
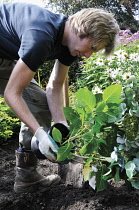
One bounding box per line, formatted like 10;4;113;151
92;86;102;94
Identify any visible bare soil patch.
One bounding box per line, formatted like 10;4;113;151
0;141;139;210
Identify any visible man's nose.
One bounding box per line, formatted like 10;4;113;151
84;51;93;58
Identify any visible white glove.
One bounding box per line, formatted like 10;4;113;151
34;127;59;161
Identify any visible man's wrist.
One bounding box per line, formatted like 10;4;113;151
34;126;45;140
59;121;69;127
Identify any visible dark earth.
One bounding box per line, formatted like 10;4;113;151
1;140;139;210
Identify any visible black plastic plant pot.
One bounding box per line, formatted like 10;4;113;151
31;123;70;162
48;123;70;146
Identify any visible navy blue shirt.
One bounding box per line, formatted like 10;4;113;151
0;2;77;71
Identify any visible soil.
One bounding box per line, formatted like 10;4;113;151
1;140;139;210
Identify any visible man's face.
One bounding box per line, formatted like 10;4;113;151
67;33;99;58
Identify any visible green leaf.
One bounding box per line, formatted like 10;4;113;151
57;142;74;161
64;107;80;124
82;166;92;181
92;122;101;133
99;129;117;156
82;132;93;142
131;181;139;190
125;161;136;178
85;157;94;167
96;101;107;113
75;104;91;124
95;102;108;122
103;84;122;103
106;110;118;117
80;139;98;155
96;165;109;192
107;115;117;123
95;93;102;104
133;158;139;169
136;152;139;158
75;88;96;112
70;119;82;136
94;116;106;126
52;127;62;143
97;138;106;145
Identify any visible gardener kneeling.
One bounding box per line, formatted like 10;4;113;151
0;2;119;193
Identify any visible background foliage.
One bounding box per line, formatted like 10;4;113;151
0;97;20;144
46;0;139;32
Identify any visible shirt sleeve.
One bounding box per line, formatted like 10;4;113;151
18;29;53;71
57;47;77;66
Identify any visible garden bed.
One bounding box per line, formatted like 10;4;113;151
0;140;139;210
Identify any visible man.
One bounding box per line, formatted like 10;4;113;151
0;2;119;193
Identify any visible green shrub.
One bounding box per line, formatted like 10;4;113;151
0;97;20;144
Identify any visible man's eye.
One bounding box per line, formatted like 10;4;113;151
91;46;96;51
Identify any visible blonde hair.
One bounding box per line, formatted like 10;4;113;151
68;8;120;55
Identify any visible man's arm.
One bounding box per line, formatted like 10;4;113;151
46;59;70;124
4;58;40;133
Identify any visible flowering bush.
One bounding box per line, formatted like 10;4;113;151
75;30;139;91
119;29;139;46
61;30;139;192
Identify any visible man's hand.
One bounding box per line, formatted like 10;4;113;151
34;127;59;161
